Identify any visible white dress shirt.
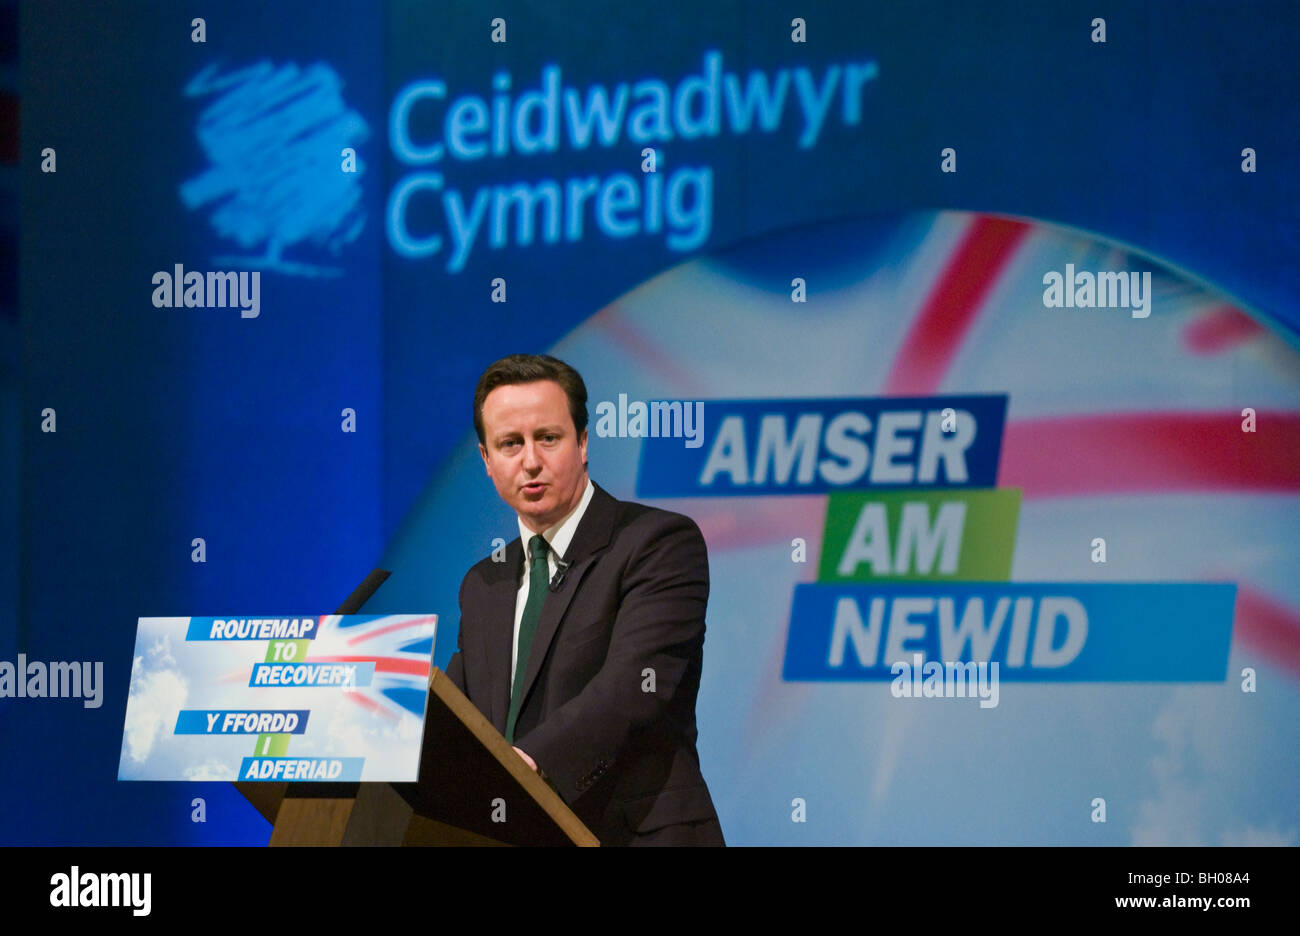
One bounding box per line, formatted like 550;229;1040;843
511;476;595;684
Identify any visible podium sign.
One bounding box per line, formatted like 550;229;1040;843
118;614;437;782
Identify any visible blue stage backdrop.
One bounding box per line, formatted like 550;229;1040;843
5;0;1298;844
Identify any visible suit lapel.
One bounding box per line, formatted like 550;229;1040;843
481;536;522;734
514;482;619;718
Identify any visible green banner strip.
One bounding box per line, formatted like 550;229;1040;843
819;488;1021;582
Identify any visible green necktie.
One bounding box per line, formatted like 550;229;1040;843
505;534;550;743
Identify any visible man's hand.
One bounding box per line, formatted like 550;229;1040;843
512;746;538;772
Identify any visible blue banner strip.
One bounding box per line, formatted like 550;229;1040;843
783;582;1235;681
174;710;311;734
238;757;366;782
636;395;1007;497
185;617;321;641
248;662;376;688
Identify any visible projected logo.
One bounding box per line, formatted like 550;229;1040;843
385;50;879;272
179;61;370;278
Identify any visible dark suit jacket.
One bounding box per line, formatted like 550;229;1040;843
445;481;723;846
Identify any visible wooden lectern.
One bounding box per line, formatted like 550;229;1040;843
232;569;598;846
236;667;598;846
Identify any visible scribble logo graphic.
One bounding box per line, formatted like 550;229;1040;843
179;61;369;278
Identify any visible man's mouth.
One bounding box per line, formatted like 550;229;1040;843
522;482;547;494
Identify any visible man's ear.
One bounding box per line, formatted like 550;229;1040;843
479;443;491;477
578;428;588;466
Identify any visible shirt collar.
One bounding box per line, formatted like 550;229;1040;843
516;476;594;562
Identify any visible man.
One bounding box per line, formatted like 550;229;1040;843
443;353;724;846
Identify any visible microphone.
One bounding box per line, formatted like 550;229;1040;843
550;555;571;592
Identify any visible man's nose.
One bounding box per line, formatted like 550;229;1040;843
521;439;542;469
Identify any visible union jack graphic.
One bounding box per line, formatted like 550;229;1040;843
304;613;438;723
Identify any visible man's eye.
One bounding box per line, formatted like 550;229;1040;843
544;434;558;442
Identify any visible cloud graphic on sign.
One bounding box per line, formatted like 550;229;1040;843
183;759;235;782
123;635;188;765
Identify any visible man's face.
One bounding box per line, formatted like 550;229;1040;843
479;380;589;535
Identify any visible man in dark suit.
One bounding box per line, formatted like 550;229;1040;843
444;353;724;846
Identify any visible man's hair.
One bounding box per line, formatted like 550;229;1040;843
473;353;589;448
